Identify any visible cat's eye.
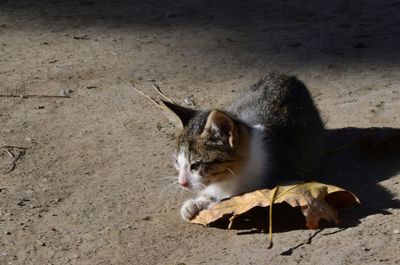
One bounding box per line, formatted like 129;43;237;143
190;161;205;171
190;159;234;171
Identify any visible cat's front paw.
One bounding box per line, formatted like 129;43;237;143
180;198;211;221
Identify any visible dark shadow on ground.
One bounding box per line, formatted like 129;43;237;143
208;127;400;233
1;0;400;65
320;127;400;217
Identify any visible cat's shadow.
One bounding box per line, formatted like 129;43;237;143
210;127;400;233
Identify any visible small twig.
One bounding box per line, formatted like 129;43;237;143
280;230;322;256
0;148;14;158
1;145;27;150
0;94;70;99
228;215;236;229
1;146;27;174
4;150;24;174
267;186;279;249
322;227;347;236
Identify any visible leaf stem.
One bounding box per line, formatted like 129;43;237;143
268;186;279;249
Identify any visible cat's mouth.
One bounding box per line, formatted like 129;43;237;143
179;181;198;191
179;181;190;189
180;185;192;191
178;180;207;191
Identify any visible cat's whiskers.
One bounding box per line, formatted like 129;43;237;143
159;176;178;195
171;184;184;199
160;176;178;180
160;179;179;198
161;184;183;210
160;179;185;211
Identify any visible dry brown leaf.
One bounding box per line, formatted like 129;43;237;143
190;182;360;230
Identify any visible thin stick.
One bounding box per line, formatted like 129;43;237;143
228;215;236;229
267;186;279;249
1;146;27;174
0;148;14;158
129;81;166;110
1;146;27;150
152;83;175;103
0;94;70;99
5;150;25;174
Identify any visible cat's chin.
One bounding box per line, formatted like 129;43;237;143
179;185;191;191
178;183;195;191
179;183;207;192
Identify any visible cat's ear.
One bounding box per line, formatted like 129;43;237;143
201;110;237;147
160;100;196;129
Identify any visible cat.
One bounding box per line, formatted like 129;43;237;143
161;72;324;221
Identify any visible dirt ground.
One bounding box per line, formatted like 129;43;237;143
0;0;399;264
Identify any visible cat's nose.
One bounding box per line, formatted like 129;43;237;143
179;180;189;188
178;172;189;188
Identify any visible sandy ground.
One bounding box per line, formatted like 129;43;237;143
0;0;399;264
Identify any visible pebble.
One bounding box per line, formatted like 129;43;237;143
393;229;399;234
60;89;73;97
25;137;36;144
183;97;194;106
17;198;29;206
73;34;89;40
361;246;370;251
4;231;11;235
142;216;152;221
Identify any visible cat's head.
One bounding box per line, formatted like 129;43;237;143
162;101;251;191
